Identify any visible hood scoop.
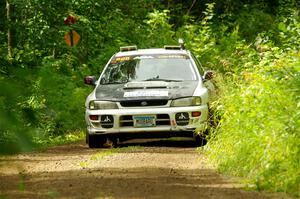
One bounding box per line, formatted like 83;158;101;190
124;82;168;90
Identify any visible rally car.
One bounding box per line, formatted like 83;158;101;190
84;39;215;148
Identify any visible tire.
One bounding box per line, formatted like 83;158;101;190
194;135;207;146
194;130;208;147
87;134;106;148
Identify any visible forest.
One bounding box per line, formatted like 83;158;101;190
0;0;299;196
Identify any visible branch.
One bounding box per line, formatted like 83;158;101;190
187;0;197;16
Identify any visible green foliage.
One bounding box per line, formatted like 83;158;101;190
36;61;87;135
0;0;159;153
206;52;300;194
33;131;85;149
0;0;299;196
199;4;300;195
234;5;275;41
176;2;300;195
0;72;36;154
180;3;216;59
276;9;300;50
144;10;175;47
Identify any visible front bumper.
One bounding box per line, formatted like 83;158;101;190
85;105;208;137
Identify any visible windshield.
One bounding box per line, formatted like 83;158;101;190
100;54;197;84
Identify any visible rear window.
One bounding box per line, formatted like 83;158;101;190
100;54;197;84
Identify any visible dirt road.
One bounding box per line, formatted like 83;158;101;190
0;139;292;199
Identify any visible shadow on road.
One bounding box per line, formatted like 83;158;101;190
0;139;288;199
118;138;205;148
0;165;266;199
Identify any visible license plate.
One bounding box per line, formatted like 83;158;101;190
133;115;156;128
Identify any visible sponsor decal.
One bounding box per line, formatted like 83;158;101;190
157;55;188;59
124;91;168;97
111;54;188;64
110;56;132;64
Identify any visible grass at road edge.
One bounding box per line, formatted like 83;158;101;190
33;130;85;151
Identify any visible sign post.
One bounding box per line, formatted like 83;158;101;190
64;15;80;47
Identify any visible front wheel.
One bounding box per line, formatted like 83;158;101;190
86;134;106;148
194;134;207;146
193;129;208;147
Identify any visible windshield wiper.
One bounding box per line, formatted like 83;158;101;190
143;78;183;82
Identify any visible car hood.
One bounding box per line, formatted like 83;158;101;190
95;81;199;101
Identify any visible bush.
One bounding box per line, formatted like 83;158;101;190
34;60;90;136
0;57;90;153
205;49;300;195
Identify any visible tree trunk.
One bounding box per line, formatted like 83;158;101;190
6;0;13;58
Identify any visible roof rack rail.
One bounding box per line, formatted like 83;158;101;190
120;45;137;52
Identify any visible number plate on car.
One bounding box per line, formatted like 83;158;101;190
133;115;156;128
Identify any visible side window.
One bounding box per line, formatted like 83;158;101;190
191;53;205;75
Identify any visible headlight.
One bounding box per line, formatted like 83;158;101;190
89;101;118;110
171;97;202;107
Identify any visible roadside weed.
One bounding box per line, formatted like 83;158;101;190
90;146;144;161
79;161;89;169
0;193;7;199
47;190;59;199
205;50;300;195
17;174;26;191
90;149;120;161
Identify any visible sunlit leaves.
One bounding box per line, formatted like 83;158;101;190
205;50;300;195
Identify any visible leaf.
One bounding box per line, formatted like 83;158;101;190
278;22;287;32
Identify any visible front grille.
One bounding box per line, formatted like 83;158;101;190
119;115;133;127
119;114;170;127
120;100;168;107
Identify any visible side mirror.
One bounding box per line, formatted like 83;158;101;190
203;70;214;81
84;76;97;86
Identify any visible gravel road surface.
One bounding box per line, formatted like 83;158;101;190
0;139;293;199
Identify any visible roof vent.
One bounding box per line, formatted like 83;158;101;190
120;45;137;52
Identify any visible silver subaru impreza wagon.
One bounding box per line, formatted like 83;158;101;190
84;40;215;148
